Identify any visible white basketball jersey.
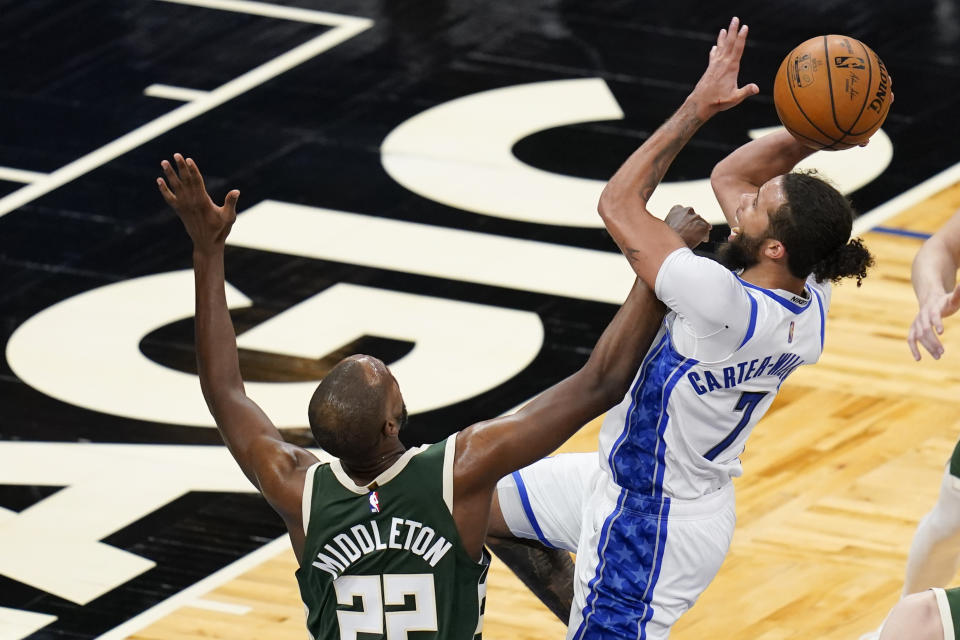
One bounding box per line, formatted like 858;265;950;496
598;248;831;500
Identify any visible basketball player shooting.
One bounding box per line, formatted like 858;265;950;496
488;17;875;639
156;154;710;639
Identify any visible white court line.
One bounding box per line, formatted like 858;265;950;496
854;159;960;235
187;598;252;615
0;606;57;640
0;167;47;184
95;536;290;639
159;0;361;25
0;1;372;219
143;84;210;102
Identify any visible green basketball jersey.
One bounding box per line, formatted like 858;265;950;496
296;435;490;640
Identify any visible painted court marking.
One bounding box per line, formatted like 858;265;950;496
143;84;210;102
0;167;46;185
0;0;373;219
95;536;291;640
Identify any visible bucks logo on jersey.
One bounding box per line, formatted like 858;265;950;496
296;435;489;639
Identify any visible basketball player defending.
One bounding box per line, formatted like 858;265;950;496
156;154;710;638
856;209;960;640
488;17;874;638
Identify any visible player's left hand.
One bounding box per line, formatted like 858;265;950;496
665;205;712;248
157;153;239;252
690;17;760;120
908;284;960;360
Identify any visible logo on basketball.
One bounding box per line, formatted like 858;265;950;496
834;56;865;69
789;53;821;88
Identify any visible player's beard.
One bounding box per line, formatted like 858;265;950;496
717;231;766;271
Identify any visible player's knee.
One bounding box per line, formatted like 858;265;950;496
879;591;943;640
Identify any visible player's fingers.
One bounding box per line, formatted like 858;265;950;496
174;153;190;185
185;157;206;191
907;331;921;361
157;178;176;206
717;28;726;50
919;328;944;359
223;189;240;215
735;84;760;101
731;23;749;58
161;160;181;190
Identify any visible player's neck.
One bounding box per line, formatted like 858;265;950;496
740;263;806;296
341;440;407;487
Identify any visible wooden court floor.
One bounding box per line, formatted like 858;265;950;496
124;182;960;639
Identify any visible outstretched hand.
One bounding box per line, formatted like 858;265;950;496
665;205;712;248
907;285;960;360
157;153;239;252
690;17;759;120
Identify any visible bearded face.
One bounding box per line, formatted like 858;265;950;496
717;230;767;271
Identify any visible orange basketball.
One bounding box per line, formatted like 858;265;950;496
773;35;891;150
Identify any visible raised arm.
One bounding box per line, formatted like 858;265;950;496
452;208;710;556
908;208;960;360
158;155;318;560
710;129;816;231
598;16;759;287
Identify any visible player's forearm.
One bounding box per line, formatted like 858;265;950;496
599;98;706;215
580;278;665;404
712;130;814;188
912;237;959;303
192;247;246;411
710;129;815;225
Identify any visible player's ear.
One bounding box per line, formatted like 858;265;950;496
383;416;400;438
764;238;787;261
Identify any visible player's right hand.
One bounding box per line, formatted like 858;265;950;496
665;204;711;248
157;153;239;252
908;285;960;360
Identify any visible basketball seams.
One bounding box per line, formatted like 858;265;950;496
848;50;886;137
823;35;846;144
837;37;874;138
783;49;837;147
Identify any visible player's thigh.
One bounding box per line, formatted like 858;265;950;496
493;452;601;552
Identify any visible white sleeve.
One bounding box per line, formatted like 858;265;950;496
654;248;754;362
807;274;833;311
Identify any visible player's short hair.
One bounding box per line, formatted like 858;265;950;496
308;356;389;458
769;170;874;286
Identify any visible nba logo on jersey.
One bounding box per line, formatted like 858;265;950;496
369;491;380;513
788;321;795;344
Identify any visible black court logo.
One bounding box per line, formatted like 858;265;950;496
834;56;866;69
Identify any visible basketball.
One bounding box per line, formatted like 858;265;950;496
773;35;891;150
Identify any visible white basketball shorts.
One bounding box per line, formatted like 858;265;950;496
497;452;736;640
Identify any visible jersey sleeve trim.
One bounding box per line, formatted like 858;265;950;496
811;286;826;350
443;434;456;515
301;462;321;535
735;275;813;314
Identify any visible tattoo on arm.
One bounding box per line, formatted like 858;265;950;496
638;106;704;203
486;535;575;623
